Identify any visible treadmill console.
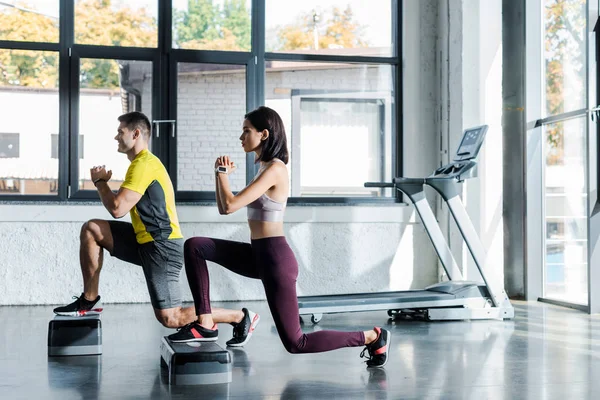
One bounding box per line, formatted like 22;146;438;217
454;125;488;161
431;125;488;180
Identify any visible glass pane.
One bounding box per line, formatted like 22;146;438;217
78;59;153;191
266;0;393;57
75;0;158;47
173;0;252;51
0;1;59;43
543;117;588;304
546;218;586;240
0;49;59;195
176;63;246;191
545;195;586;218
543;0;587;115
266;62;393;197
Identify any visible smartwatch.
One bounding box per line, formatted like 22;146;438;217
215;166;228;174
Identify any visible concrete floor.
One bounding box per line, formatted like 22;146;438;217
1;300;599;399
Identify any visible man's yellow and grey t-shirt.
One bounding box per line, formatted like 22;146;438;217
120;149;182;244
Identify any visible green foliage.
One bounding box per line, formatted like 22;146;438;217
222;0;251;51
273;6;367;51
174;0;220;45
174;0;251;51
0;0;156;89
544;0;586;165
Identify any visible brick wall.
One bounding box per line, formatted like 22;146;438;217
177;71;247;191
175;64;392;192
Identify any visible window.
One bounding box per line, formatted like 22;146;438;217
543;0;586;116
76;58;153;192
0;48;59;196
266;63;394;198
0;1;400;201
266;0;394;57
543;118;588;305
0;133;19;158
173;0;252;51
51;134;84;159
175;63;247;192
0;1;59;43
74;0;158;47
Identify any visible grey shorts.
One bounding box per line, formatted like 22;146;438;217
108;221;183;309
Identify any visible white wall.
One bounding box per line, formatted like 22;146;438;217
0;205;435;305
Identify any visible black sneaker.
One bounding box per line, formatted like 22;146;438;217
168;322;218;343
226;308;260;347
53;293;102;317
360;327;391;368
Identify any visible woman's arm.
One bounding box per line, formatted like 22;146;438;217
216;158;283;215
213;159;225;214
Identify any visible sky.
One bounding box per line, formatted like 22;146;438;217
3;0;392;47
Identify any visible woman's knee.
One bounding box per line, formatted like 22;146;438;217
280;335;304;354
184;237;212;259
283;343;302;354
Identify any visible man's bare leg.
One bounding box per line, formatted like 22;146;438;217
197;308;245;329
155;306;243;329
80;219;114;301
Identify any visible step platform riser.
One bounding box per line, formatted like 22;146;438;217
48;315;102;357
160;337;232;385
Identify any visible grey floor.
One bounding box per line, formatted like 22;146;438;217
1;300;600;399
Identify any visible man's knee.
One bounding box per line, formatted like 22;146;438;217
155;310;181;329
80;219;105;242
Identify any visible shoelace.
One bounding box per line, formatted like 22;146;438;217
360;339;384;364
360;346;374;362
232;317;249;338
175;322;197;332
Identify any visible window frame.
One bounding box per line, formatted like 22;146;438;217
0;0;403;203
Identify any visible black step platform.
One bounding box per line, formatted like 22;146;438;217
160;337;232;385
48;315;102;356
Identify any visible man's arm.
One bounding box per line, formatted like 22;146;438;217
95;182;142;218
91;165;142;218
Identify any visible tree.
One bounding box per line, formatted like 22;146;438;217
273;6;367;52
0;0;156;89
544;0;586;165
0;3;59;88
222;0;251;51
174;0;220;47
174;0;251;51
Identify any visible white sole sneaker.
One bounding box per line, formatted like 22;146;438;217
54;307;103;317
169;336;219;343
227;311;260;347
369;329;391;368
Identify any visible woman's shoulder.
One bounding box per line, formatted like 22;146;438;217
268;158;287;168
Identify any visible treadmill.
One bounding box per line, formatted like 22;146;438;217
297;125;514;323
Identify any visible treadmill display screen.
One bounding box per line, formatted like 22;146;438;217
455;126;486;160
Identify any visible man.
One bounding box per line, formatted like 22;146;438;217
54;111;196;328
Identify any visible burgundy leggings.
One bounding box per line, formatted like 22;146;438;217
184;236;365;354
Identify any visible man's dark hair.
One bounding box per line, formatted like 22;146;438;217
118;111;151;139
244;106;289;164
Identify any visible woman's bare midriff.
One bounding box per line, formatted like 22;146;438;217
248;219;285;239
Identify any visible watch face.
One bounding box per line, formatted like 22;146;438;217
218;166;227;172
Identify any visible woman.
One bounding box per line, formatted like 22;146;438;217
168;106;391;368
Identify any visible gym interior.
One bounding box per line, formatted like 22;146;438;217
1;0;600;399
